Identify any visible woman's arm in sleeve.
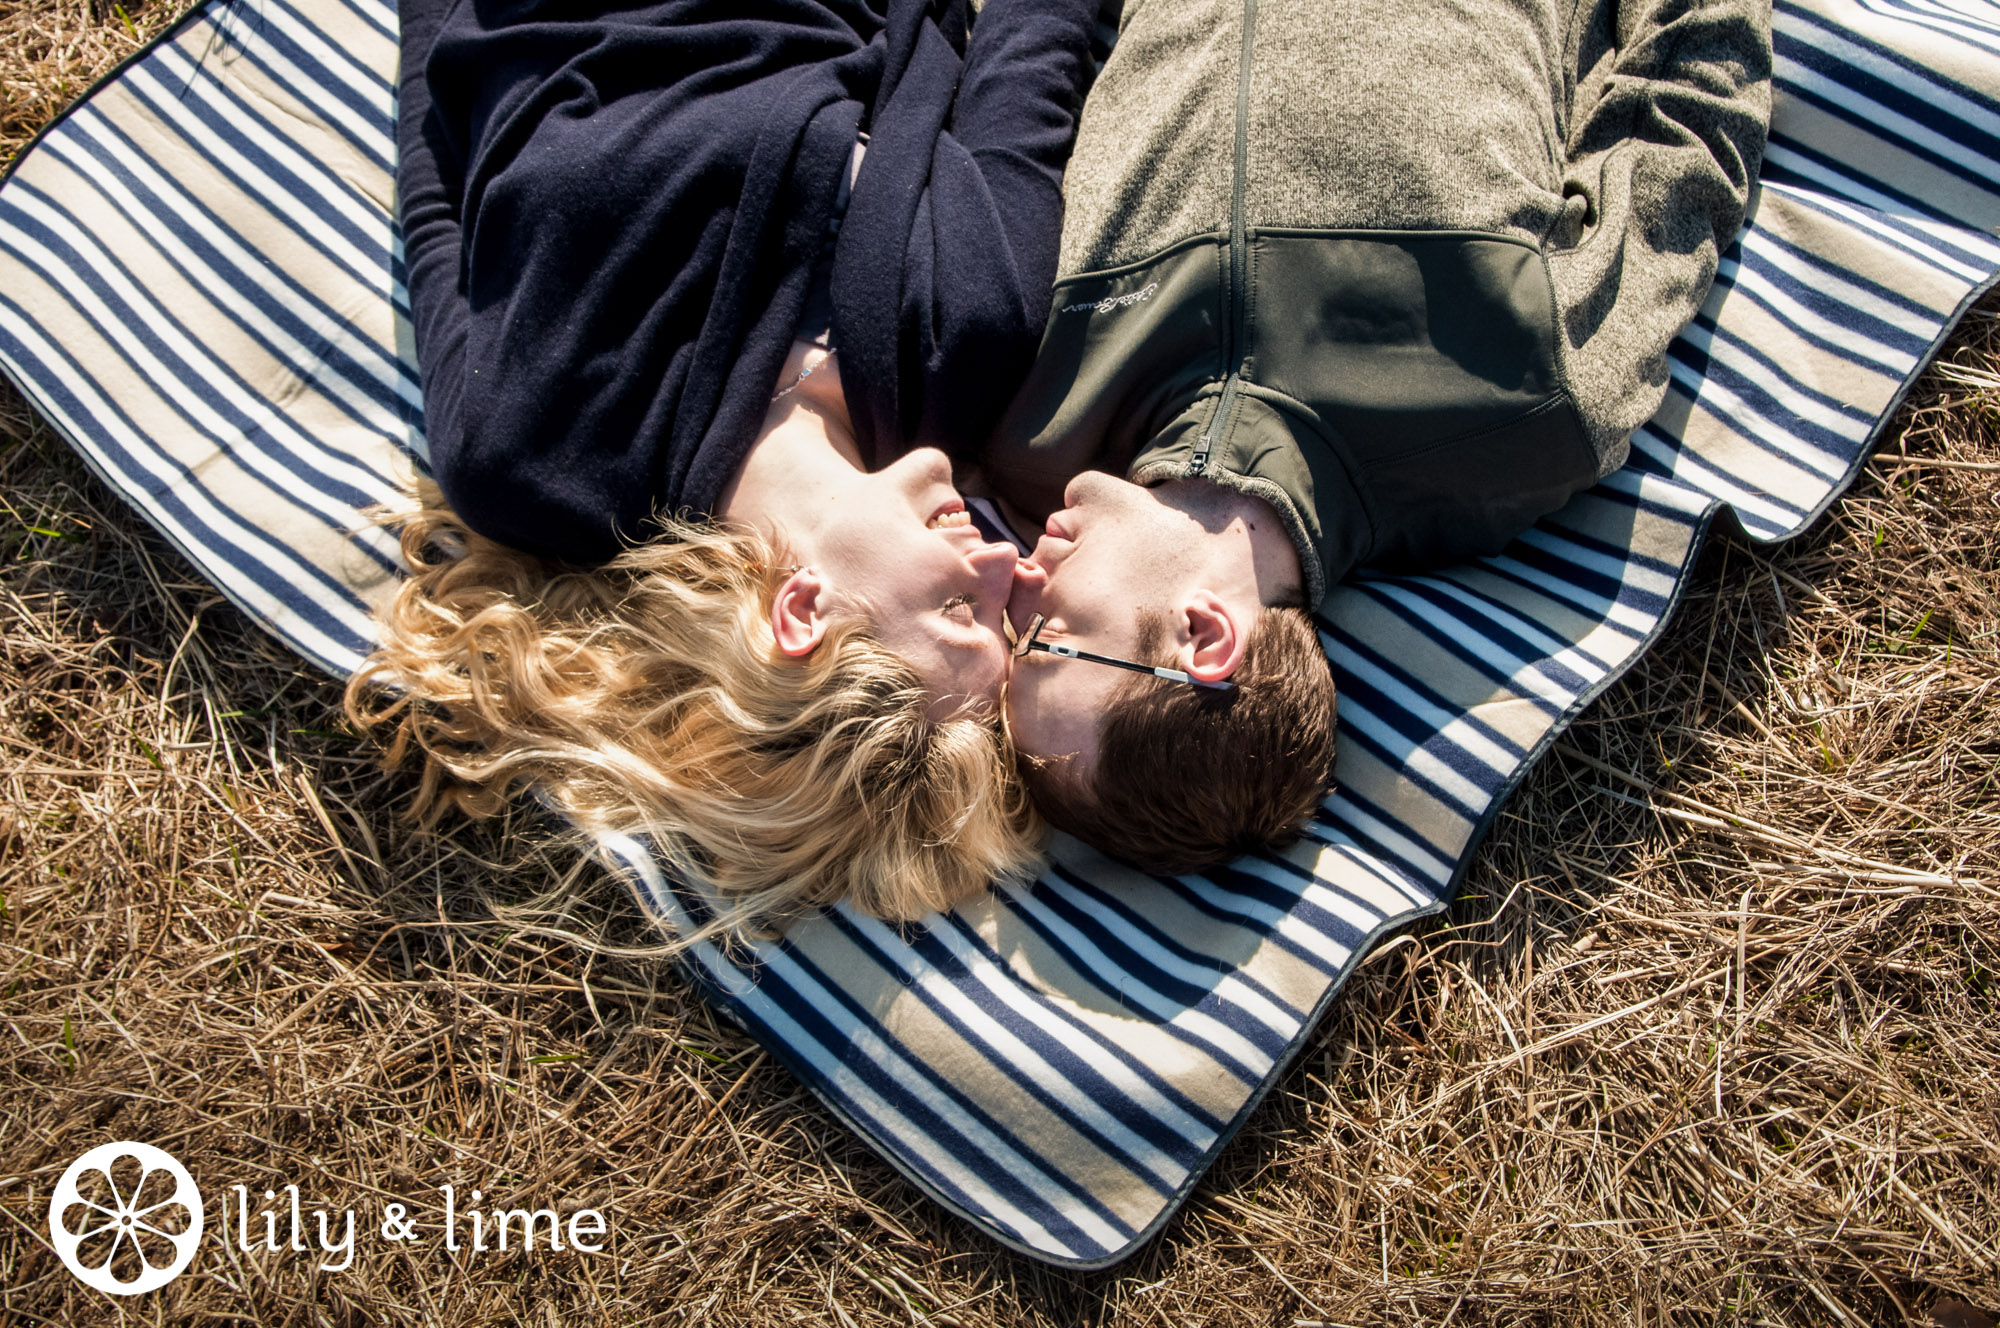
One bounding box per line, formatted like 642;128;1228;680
394;0;472;479
1546;0;1773;467
898;0;1104;451
937;0;1104;312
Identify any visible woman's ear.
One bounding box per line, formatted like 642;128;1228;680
771;567;831;657
1182;589;1248;683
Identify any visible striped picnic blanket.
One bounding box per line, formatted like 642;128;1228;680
2;0;1995;1268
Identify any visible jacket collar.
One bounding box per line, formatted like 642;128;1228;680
1126;390;1372;609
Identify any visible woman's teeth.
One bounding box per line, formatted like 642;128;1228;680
927;509;973;530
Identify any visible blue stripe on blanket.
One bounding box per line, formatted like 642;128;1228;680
1;0;1995;1268
35;120;414;406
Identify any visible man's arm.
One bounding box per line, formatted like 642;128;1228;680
1547;0;1773;466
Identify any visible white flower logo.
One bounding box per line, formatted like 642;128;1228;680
48;1142;204;1295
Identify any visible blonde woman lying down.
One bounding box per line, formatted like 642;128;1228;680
348;0;1104;937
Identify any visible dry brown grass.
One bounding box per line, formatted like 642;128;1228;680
3;6;1998;1324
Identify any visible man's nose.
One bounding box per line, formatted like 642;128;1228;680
1063;469;1119;508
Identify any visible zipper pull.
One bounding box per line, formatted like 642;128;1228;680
1189;433;1212;476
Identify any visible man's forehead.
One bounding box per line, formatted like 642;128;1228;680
1006;653;1112;767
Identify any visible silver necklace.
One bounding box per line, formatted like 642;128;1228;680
771;347;836;403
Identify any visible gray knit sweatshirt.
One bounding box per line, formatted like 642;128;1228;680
983;0;1771;603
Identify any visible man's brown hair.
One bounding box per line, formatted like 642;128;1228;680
1020;605;1338;874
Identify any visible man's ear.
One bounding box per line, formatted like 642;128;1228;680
1181;589;1248;683
770;567;831;657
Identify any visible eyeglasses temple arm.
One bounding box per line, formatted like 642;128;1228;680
1154;667;1236;691
1041;640;1236;691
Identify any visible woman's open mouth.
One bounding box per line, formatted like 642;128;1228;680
926;500;973;530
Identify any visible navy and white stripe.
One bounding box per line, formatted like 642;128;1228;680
1;0;1995;1269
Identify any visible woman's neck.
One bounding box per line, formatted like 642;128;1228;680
715;341;859;544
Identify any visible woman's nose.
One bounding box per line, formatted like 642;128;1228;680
968;540;1018;596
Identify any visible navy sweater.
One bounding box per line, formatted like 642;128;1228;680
397;0;1099;561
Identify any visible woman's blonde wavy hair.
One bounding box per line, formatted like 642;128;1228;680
345;485;1043;946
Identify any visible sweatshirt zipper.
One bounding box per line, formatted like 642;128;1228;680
1191;0;1257;478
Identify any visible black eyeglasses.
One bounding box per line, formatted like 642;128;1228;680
1007;612;1236;691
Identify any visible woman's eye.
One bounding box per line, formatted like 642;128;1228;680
942;593;977;620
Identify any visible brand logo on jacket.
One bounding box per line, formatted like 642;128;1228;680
1060;281;1159;315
